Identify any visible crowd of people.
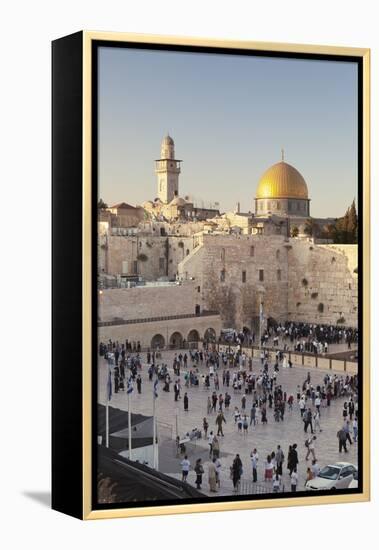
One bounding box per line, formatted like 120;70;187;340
218;321;358;355
99;336;359;496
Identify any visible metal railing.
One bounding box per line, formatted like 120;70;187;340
239;479;286;495
99;310;219;327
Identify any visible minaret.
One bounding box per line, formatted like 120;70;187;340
155;134;182;203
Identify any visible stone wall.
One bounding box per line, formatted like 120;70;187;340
98;232;198;281
99;281;202;322
178;234;290;329
287;242;358;326
178;235;358;329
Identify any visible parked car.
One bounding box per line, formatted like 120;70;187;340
305;462;357;491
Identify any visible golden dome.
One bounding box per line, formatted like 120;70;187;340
256;161;308;200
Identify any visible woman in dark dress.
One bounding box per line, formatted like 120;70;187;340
232;454;243;492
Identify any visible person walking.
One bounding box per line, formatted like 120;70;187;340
337;427;348;453
207;396;212;415
183;392;189;412
215;411;226;436
208;458;218;492
231;454;243;492
303;408;313;433
250;449;259;482
305;435;317;461
290;469;298;492
273;472;282;493
208;431;214;458
313;410;322;433
250;404;256;426
352;417;358;443
180;455;190;482
264;455;274;482
212;435;220;459
194;458;204;490
203;417;209;439
311;459;320;478
305;467;313;486
288;444;299;475
344;420;353;445
275;445;285;475
242;415;249;437
215;457;222;489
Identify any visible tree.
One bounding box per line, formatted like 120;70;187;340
328;200;358;244
347;199;358;243
303;219;320;238
98;198;108;209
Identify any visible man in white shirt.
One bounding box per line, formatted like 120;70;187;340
306;435;317;461
311;459;320;478
250;449;259;482
291;469;298;492
180;455;191;482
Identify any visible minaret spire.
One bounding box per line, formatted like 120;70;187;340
281;148;285;162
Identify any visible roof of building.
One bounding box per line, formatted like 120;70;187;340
110;202;137;210
170;196;188;207
256;160;309;200
162;134;174;145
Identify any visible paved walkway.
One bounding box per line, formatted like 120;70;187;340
98;349;358;496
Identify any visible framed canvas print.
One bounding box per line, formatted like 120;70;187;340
52;31;370;520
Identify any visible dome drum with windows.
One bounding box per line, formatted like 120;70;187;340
255;154;311;218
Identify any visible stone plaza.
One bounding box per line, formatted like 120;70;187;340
98;347;358;497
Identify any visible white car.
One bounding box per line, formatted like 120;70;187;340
305;462;357;491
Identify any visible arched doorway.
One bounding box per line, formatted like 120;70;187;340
169;331;183;349
242;326;251;345
151;334;165;350
204;328;216;342
187;329;200;342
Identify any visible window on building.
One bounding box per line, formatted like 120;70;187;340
186;249;190;256
159;257;165;271
220;269;226;282
250;245;255;257
277;269;281;281
133;260;138;274
242;270;246;283
276;249;280;260
277;201;280;210
197;286;201;293
259;269;264;282
122;261;128;274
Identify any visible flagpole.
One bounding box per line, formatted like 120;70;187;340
106;401;109;448
106;363;112;448
153;391;157;469
128;389;133;461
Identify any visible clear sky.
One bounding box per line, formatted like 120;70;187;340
98;46;358;218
